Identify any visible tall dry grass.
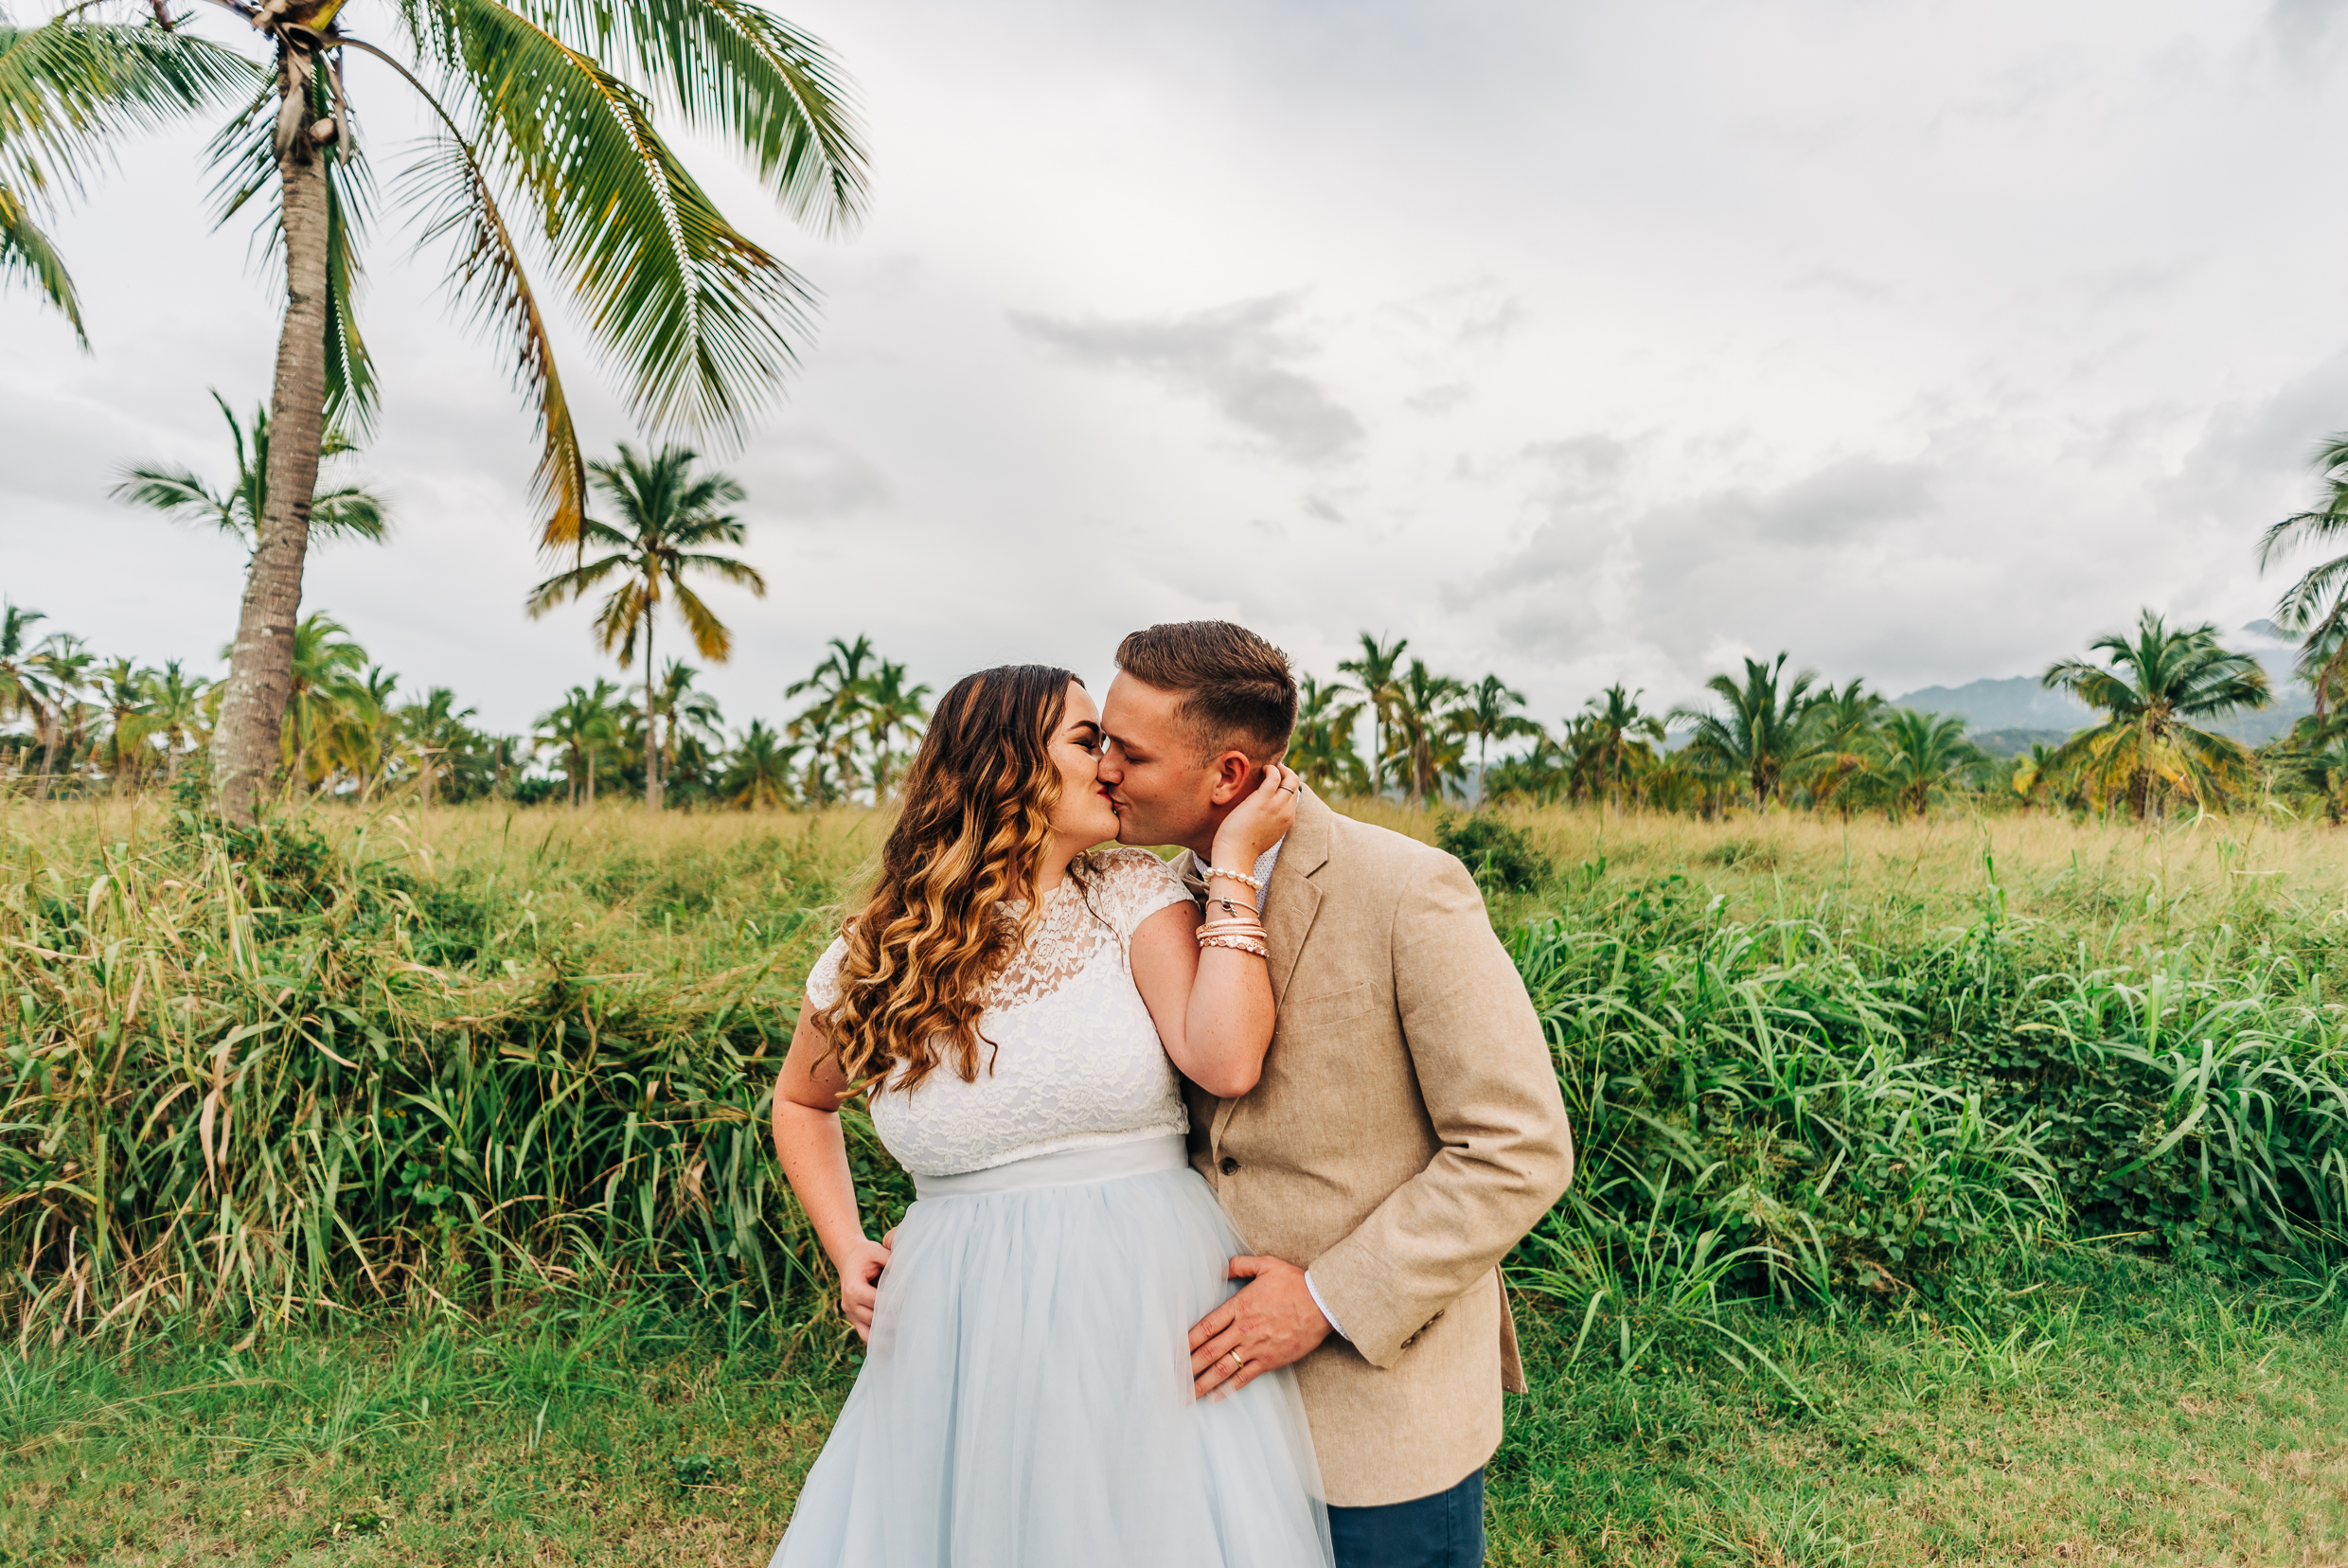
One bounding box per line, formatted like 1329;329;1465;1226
3;793;2344;1347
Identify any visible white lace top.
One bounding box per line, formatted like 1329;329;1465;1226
805;846;1196;1177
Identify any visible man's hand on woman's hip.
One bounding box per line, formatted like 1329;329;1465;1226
1187;1256;1333;1398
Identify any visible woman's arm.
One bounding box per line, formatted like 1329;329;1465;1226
1128;767;1299;1097
772;1008;893;1338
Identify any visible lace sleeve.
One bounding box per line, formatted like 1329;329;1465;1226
1088;847;1195;941
804;935;850;1009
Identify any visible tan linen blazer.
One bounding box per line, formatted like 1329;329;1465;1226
1183;792;1574;1507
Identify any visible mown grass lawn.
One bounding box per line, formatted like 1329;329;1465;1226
3;1249;2341;1566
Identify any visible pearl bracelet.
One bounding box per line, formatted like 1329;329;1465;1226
1204;864;1265;891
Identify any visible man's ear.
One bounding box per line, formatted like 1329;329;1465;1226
1206;750;1258;807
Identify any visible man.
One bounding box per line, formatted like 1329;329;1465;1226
1097;620;1574;1568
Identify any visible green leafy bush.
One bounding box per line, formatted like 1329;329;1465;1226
1435;813;1553;892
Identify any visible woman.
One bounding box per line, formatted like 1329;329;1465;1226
768;664;1331;1567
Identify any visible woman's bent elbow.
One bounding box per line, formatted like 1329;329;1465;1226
1195;1065;1260;1098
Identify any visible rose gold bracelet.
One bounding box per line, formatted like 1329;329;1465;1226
1200;935;1270;957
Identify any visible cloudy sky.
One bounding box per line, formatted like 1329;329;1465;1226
9;0;2348;736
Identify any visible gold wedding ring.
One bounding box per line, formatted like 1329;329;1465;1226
1227;1350;1247;1371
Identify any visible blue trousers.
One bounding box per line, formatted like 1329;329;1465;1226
1326;1466;1485;1568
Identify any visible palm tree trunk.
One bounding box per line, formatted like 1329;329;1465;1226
644;616;662;811
211;47;332;824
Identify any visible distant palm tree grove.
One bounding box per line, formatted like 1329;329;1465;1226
0;579;2336;821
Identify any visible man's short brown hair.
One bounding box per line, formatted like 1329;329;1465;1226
1114;620;1298;763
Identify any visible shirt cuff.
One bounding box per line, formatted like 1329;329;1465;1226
1303;1268;1348;1342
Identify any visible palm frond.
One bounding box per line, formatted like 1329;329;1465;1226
418;0;818;437
0;182;80;341
673;552;764;593
507;0;866;233
110;462;236;530
524;551;630;615
669;581;730;660
0;13;252;335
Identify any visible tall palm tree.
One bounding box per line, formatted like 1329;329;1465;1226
786;633;874;804
1388;659;1467;806
114;391;388;552
2042;612;2270;817
534;679;622;807
93;656;156;791
30;632;95;793
1569;684;1663;812
525;443;766;811
0;602;51;779
273;612;371;793
399;686;475;805
11;0;867;823
1458;674;1542;805
1800;678;1885;816
1670;653;1822;810
145;659;211;781
720;717;795;809
1870;710;1984;821
2;13;248;343
2259;436;2348;714
646;658;723;793
1337;633;1408;793
1288;674;1369;796
855;658;930;804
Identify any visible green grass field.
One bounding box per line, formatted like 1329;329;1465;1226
4;797;2347;1564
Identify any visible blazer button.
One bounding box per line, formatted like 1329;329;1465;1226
1218;1157;1239;1175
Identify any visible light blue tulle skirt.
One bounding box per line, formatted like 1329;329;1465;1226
771;1135;1334;1567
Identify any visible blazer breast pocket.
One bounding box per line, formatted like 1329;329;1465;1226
1276;981;1381;1035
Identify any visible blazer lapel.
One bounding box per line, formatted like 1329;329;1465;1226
1211;791;1333;1148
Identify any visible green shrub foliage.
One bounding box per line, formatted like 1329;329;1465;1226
2;816;2342;1338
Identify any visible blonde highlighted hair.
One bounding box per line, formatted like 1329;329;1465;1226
814;665;1085;1092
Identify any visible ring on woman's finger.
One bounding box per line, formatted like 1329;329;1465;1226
1226;1349;1247;1372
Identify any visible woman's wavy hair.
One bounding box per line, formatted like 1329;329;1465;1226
814;664;1086;1092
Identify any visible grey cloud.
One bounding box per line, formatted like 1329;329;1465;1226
743;427;889;521
1009;295;1364;465
1405;382;1474;414
1456;294;1531;347
1304;494;1345;523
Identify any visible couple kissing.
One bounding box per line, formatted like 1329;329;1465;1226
768;620;1574;1568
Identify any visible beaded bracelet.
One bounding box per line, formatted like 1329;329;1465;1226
1200;934;1270;957
1204;864;1265;891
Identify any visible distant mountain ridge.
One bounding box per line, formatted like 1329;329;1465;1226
1892;662;2313;755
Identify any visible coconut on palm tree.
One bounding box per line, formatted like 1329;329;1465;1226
1671;653;1822;810
10;0;865;822
2040;611;2270;817
525;444;766;811
114;392;388;552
